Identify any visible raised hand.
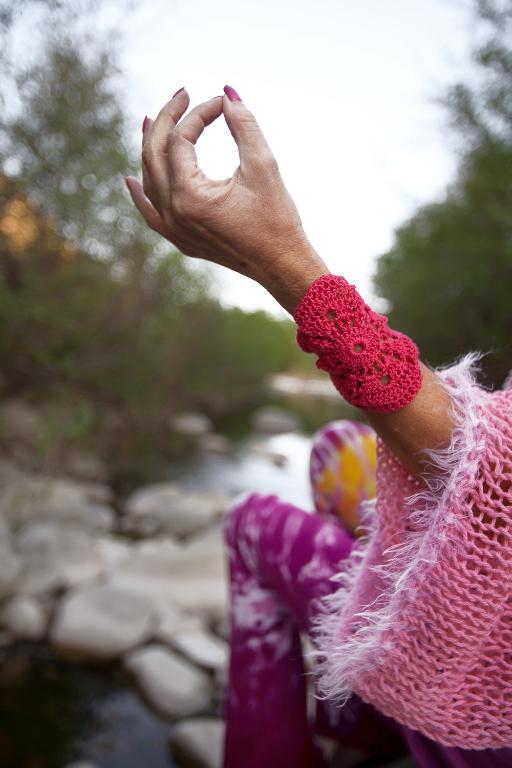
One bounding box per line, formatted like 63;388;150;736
125;86;328;314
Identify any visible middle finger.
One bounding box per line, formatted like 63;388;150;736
143;88;190;206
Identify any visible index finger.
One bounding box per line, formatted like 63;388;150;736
145;87;190;161
167;95;224;184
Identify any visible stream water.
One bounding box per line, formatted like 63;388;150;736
0;431;315;768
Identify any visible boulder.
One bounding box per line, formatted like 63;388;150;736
51;583;155;659
169;412;213;437
95;536;132;573
16;523;104;594
0;596;46;640
122;484;226;538
251;406;300;435
105;525;228;625
170;629;227;671
0;474;114;532
155;606;204;645
169;718;224;768
125;645;211;719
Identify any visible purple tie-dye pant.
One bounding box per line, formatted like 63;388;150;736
222;420;512;768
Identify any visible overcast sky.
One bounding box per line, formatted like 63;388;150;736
117;0;476;316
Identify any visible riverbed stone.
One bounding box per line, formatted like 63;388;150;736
125;645;211;719
108;533;227;625
155;606;204;645
169;718;224;768
95;536;132;572
0;474;114;532
169;412;213;437
251;405;300;435
16;522;104;594
170;628;228;671
0;596;46;640
122;484;226;538
51;583;155;659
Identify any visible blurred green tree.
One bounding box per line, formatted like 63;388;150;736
374;0;512;387
0;1;303;476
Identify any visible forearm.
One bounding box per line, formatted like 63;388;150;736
266;253;454;478
365;363;453;475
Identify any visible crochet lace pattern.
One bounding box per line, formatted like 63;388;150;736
294;274;422;412
310;354;512;749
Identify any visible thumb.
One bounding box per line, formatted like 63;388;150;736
222;85;275;172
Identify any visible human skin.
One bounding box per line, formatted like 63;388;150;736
125;86;453;476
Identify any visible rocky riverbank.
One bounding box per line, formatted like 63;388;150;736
0;456;232;767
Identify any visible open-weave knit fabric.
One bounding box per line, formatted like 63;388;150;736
311;353;512;749
294;274;422;412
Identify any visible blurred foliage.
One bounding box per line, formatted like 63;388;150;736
0;2;307;475
374;0;512;387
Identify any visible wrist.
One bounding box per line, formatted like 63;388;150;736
263;243;330;315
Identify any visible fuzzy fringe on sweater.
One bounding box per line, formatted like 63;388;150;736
310;352;512;749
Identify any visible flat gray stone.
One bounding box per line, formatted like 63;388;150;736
170;718;224;768
0;596;46;640
169;412;213;437
125;645;211;719
0;475;114;532
51;583;154;659
16;523;104;594
170;629;228;671
122;484;225;539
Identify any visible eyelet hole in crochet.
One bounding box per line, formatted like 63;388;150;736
326;309;336;320
354;343;364;353
380;375;390;386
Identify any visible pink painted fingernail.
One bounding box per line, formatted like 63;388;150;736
142;116;149;134
172;86;185;98
223;85;241;102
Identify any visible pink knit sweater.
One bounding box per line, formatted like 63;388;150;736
312;353;512;749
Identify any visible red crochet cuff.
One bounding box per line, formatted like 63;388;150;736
293;274;422;412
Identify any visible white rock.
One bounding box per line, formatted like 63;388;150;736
0;596;46;640
169;412;213;437
95;537;132;572
170;718;225;768
171;629;228;671
107;526;228;624
125;645;211;719
251;406;300;435
51;583;155;659
0;475;114;532
123;484;226;538
16;523;104;594
155;607;204;645
161;579;227;623
116;538;183;577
